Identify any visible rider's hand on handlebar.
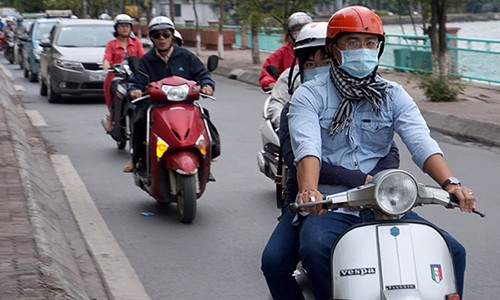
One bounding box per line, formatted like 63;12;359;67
298;189;327;215
201;85;213;96
130;89;143;99
102;60;110;72
445;184;476;213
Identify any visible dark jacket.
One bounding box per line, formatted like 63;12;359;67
129;45;215;92
279;102;400;206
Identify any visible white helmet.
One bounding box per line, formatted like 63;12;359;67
287;12;312;32
148;16;175;37
293;22;328;53
114;14;133;27
174;29;183;46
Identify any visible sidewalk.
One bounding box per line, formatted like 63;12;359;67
191;46;500;148
0;47;499;299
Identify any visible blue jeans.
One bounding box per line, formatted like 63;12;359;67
261;209;466;300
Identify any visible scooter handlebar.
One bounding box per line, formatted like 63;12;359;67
130;94;150;104
200;93;216;101
449;194;486;218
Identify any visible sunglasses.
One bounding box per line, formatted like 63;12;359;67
151;32;172;39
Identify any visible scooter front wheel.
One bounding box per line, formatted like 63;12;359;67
177;174;197;224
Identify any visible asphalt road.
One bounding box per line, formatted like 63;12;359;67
8;59;500;299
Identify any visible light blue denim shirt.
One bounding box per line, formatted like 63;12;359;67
289;72;442;195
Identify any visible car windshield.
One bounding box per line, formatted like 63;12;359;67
56;25;113;47
35;22;57;40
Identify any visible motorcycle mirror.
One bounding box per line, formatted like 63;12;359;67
266;64;279;79
207;55;219;72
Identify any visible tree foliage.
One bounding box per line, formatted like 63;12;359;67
230;0;315;64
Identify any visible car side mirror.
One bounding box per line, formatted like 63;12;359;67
40;38;51;48
207;55;218;72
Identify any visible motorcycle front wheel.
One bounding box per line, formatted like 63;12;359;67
177;174;197;224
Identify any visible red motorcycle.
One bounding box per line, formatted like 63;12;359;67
129;55;218;223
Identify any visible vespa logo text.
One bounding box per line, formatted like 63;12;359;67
340;267;376;277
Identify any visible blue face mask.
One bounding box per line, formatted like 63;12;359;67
302;65;330;82
339;48;379;78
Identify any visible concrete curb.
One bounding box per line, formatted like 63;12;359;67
0;64;106;299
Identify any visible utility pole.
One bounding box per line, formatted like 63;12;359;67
218;0;224;59
336;0;343;11
169;0;175;22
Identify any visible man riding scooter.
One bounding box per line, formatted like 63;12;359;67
126;16;218;174
262;6;475;300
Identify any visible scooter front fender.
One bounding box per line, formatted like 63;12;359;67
164;150;200;175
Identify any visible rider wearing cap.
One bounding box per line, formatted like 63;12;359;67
101;14;145;133
125;16;215;173
262;6;474;300
258;12;312;92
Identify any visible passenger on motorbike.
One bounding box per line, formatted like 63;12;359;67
101;14;145;134
259;12;312;92
266;22;331;130
265;6;476;300
126;16;216;173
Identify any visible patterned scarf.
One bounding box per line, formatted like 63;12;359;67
328;64;388;137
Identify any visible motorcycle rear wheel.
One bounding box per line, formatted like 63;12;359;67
177;174;197;224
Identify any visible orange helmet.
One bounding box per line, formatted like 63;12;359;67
327;6;385;42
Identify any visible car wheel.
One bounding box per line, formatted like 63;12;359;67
39;75;48;96
48;82;62;103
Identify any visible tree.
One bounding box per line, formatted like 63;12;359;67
232;0;314;64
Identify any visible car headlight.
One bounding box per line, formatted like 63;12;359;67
374;170;418;215
54;59;83;70
161;84;189;101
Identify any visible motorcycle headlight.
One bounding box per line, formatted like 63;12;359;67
161;84;189;101
374;170;418;215
54;59;83;70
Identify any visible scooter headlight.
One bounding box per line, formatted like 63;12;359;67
161;84;189;101
195;134;207;156
156;136;169;158
374;170;418;215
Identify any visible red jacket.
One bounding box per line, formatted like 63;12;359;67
259;41;296;91
103;37;145;109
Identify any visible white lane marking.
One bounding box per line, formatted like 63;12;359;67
25;110;48;127
0;64;13;80
14;84;24;92
51;155;151;300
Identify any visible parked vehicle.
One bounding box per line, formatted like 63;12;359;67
291;169;485;300
108;61;134;150
39;18;113;103
129;55;219;224
20;18;59;82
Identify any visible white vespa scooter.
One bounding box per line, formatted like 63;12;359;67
291;169;484;300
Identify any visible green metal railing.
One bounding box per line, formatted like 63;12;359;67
231;28;500;84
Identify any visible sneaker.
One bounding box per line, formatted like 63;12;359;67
101;115;112;134
123;158;134;172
